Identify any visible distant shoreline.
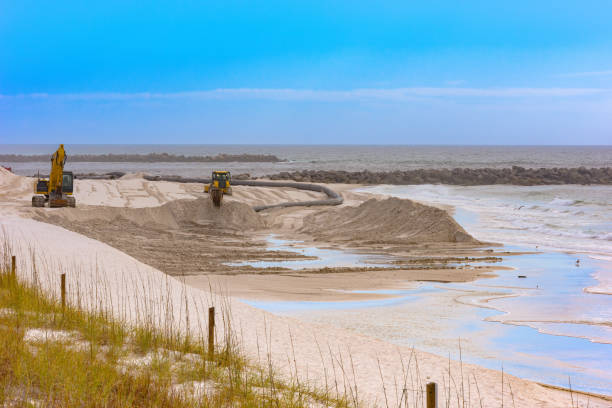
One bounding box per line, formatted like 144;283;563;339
0;153;284;163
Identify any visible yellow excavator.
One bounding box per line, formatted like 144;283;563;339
204;170;232;207
32;144;76;208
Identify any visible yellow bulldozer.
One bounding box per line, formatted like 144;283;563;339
32;144;76;208
204;170;232;207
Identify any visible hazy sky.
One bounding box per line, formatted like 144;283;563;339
1;1;611;144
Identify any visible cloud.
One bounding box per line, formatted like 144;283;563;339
1;87;609;102
556;70;612;78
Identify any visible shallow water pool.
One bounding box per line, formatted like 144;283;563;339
244;249;612;394
225;236;395;270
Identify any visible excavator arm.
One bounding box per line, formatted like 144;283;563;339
48;144;66;195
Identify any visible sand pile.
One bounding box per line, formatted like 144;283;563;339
0;167;34;202
36;197;265;231
301;197;477;244
31;197;266;276
118;172;146;180
0;166;20;185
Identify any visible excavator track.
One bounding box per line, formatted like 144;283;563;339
32;195;45;208
66;196;76;208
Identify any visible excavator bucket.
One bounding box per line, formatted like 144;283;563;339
49;198;68;208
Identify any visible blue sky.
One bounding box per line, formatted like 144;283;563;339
1;1;611;144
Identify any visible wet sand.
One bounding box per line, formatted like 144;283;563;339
185;266;504;302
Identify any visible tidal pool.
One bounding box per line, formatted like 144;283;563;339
225;236;395;270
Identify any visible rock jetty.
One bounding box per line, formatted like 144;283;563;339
264;167;612;185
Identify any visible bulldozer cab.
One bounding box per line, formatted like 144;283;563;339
212;171;231;188
204;171;232;203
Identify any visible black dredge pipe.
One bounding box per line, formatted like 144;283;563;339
239;180;344;212
142;176;343;212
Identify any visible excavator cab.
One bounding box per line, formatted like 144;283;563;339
62;171;74;194
34;171;74;196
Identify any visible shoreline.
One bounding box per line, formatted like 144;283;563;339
357;183;612;289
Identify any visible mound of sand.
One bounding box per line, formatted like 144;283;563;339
300;197;478;244
0;166;20;184
0;167;34;202
119;172;147;180
36;197;265;231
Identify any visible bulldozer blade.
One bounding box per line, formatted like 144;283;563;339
210;188;223;207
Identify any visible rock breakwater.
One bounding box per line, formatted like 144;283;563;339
266;166;612;185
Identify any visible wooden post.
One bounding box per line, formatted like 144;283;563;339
426;382;437;408
60;273;66;310
11;255;16;279
208;306;215;359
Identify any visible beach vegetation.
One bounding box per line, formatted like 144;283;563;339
0;251;353;407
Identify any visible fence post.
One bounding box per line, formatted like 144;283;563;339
426;382;437;408
208;306;215;359
61;273;66;310
11;255;16;280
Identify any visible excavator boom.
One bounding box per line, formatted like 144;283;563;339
49;144;66;195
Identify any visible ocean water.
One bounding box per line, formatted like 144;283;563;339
2;144;611;177
358;184;612;259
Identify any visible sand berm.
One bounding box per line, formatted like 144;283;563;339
300;197;477;245
38;197;265;232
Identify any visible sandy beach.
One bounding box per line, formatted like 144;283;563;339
1;168;609;407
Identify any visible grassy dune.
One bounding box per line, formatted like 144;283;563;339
0;254;352;407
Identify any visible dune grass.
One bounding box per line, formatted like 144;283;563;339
0;255;354;407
